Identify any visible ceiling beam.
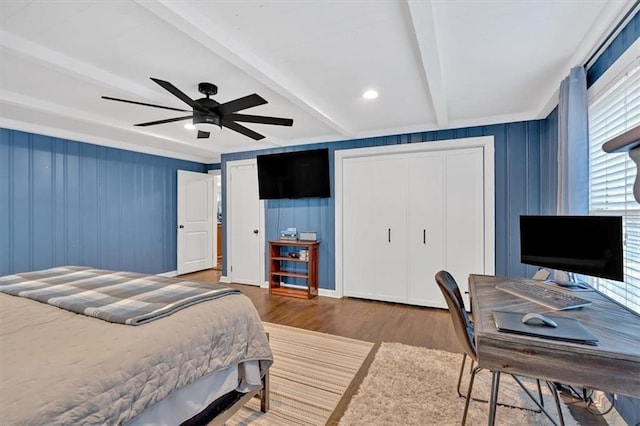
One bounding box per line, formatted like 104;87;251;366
134;0;355;138
0;30;159;100
406;0;448;129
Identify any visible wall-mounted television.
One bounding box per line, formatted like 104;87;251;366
256;148;331;199
520;215;624;284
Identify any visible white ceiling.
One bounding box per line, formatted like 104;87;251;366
0;1;633;163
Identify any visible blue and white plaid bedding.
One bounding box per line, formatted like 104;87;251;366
0;266;241;325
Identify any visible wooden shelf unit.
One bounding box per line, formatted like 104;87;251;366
269;240;319;299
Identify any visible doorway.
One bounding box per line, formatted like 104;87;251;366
225;159;265;286
176;170;215;275
209;169;223;270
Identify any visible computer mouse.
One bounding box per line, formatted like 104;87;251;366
522;312;558;328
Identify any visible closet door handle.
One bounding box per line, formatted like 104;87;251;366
423;229;426;244
388;228;391;243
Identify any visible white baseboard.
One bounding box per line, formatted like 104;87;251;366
592;390;626;426
220;275;231;283
157;270;177;277
263;281;341;298
318;288;341;298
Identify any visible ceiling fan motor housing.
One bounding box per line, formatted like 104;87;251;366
194;97;221;128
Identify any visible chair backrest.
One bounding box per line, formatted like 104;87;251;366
435;270;477;361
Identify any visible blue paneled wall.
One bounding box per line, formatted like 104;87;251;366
222;117;557;290
0;128;206;276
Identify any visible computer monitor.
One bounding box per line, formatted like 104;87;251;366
519;215;624;287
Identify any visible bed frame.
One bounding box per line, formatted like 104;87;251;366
182;333;271;425
207;369;269;426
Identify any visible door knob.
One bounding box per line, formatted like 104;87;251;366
253;229;259;234
179;225;184;229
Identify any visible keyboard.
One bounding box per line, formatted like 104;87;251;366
495;281;592;310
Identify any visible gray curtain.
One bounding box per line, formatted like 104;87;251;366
557;66;589;215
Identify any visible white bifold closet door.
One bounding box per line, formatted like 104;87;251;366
444;148;485;301
343;156;407;302
406;152;445;306
342;146;485;309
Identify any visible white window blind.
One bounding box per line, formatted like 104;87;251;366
588;57;640;314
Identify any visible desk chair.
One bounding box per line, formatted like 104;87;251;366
435;270;565;425
450;279;476;399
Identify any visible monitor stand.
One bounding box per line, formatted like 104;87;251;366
549;272;590;290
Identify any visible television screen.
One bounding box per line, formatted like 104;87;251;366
520;215;623;282
256;148;331;199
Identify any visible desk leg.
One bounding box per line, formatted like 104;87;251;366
487;370;500;425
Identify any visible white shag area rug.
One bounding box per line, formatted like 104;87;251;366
339;342;578;426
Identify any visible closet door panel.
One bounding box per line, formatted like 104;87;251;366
343;158;377;298
372;156;407;303
407;153;445;307
445;147;485;308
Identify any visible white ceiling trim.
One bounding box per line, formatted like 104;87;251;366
0;90;219;163
135;0;355;138
406;0;448;128
535;1;635;119
0;116;216;164
0;30;158;100
1;89;210;150
263;108;540;147
351;108;541;140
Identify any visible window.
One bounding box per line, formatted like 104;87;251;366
588;56;640;314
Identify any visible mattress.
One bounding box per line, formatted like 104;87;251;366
0;275;273;425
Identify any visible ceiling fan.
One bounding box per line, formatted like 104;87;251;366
102;78;294;140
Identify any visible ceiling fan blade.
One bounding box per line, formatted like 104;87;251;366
228;114;293;127
197;130;210;139
150;78;202;111
214;94;267;115
134;115;193;127
221;119;265;140
101;96;189;112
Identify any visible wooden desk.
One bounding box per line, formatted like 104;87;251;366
469;274;640;423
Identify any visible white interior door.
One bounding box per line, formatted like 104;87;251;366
177;170;214;275
227;160;263;286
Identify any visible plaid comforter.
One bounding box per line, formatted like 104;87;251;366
0;266;241;325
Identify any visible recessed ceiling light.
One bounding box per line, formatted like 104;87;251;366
184;123;196;130
362;89;379;100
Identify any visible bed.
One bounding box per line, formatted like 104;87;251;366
0;266;273;425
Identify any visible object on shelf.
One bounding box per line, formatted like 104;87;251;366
299;231;318;242
280;227;298;241
299;249;308;261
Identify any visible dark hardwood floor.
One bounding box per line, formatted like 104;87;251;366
183;269;607;425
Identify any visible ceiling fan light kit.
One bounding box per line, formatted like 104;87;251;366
102;78;293;141
193;113;222;132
